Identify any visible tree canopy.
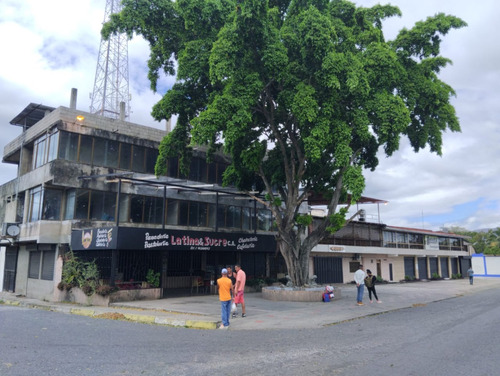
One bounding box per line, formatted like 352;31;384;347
104;0;466;286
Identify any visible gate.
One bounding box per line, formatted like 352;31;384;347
313;257;343;284
3;248;18;292
418;257;428;280
404;257;415;278
440;257;449;278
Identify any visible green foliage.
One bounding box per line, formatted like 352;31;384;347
431;272;441;280
441;226;500;255
59;251;101;296
146;269;161;288
104;0;465;286
404;275;415;281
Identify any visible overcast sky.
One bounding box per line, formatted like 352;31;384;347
0;0;498;232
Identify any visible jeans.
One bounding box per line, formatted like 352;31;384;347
469;276;473;285
357;284;365;303
221;300;231;327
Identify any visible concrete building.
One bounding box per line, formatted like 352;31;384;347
0;90;279;301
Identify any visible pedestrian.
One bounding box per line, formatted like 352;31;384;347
354;264;365;306
234;264;246;317
217;268;232;329
227;266;237;318
365;269;381;303
467;266;474;285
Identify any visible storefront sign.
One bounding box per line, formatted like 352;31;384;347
72;227;275;253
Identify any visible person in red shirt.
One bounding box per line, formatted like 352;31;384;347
217;268;233;329
234;264;246;317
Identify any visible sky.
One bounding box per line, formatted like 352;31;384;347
0;0;499;232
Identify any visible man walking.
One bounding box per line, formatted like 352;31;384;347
467;266;474;285
354;264;366;306
217;268;232;329
234;264;246;317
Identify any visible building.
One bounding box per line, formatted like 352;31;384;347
310;213;473;284
0;90;279;301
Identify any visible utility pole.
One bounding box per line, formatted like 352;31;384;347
90;0;130;120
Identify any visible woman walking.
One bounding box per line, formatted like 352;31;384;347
365;269;381;303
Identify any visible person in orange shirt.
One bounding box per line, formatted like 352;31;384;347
234;264;246;317
217;268;233;329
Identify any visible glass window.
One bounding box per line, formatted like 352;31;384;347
178;201;189;226
145;148;158;174
120;143;132;170
208;162;217;184
166;200;178;225
132;145;145;172
58;131;79;161
42;189;62;220
29;251;41;279
29;186;43;222
89;191;116;221
33;136;47;169
144;196;163;224
79;135;93;164
47;131;59;162
64;189;76;220
226;206;241;229
75;190;90;219
93;138;106;166
130;196;145;223
242;207;252;230
217;205;226;228
257;209;273;231
107;140;119;168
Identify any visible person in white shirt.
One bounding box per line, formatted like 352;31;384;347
354;264;366;306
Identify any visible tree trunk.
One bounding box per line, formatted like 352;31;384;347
278;240;310;287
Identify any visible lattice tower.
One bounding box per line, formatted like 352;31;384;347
90;0;130;120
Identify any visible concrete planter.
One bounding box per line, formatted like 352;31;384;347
55;287;162;306
261;286;342;302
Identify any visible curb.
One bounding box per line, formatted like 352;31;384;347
1;299;219;330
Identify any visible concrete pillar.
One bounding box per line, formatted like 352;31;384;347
70;88;77;109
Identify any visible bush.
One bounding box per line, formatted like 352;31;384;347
60;250;100;295
431;272;441;280
451;273;462;279
146;269;160;288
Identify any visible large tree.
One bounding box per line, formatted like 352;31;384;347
104;0;466;286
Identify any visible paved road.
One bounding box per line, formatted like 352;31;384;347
3;278;499;330
1;282;499;375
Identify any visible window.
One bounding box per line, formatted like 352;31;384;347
33;136;47;169
145;148;158;174
79;135;93;164
75;190;90;219
119;143;132;169
28;249;55;280
64;189;76;220
42;189;62;220
89;191;116;221
28;251;41;279
257;209;273;231
29;186;43;222
58;131;79;161
166;200;178;225
132;145;145;172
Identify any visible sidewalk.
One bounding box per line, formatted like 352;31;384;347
1;278;498;330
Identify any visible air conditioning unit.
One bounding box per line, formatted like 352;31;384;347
1;223;20;237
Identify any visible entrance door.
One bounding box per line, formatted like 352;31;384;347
3;247;18;292
314;257;343;284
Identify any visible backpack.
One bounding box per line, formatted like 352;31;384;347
365;276;373;288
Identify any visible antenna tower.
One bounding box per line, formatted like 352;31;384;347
90;0;130;120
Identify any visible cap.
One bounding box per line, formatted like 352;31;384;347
221;268;228;274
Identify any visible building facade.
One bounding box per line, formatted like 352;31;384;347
0;93;280;301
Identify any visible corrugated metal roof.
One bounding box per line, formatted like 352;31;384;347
9;103;55;129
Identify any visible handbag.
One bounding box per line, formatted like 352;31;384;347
231;302;237;312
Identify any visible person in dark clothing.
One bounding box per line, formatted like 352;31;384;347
364;269;381;303
227;266;237;318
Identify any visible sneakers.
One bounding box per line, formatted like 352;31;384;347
218;325;227;329
232;313;236;318
376;300;382;303
242;313;246;318
357;302;364;306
